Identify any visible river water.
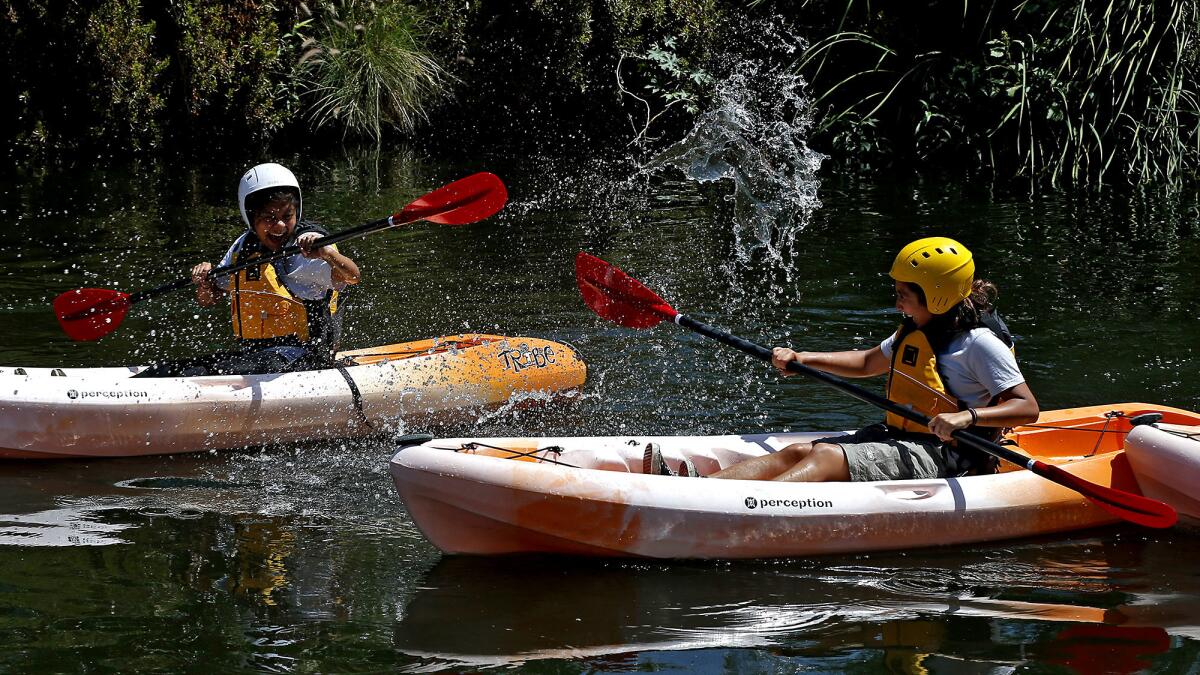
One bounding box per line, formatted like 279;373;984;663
1;145;1199;672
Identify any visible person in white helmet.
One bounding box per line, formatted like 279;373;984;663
185;163;361;374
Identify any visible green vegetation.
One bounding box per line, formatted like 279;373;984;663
169;1;292;142
783;0;1200;187
431;0;722;150
1;0;446;154
2;0;1196;188
1;0;293;154
83;0;168;151
618;36;714;145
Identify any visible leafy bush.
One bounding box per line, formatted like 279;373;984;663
1;0;299;153
167;0;295;142
84;0;168;150
618;36;715;145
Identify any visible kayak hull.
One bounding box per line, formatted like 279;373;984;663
389;403;1200;559
0;334;585;459
1125;423;1200;522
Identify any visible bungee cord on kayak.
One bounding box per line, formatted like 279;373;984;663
451;441;578;467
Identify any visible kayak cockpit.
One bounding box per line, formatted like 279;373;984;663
1004;404;1200;469
415;403;1200;479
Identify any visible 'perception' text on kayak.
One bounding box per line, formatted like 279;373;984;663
745;497;834;510
67;390;150;400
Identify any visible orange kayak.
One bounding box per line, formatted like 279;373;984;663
389;403;1198;559
0;334;586;459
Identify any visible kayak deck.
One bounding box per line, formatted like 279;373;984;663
0;334;525;378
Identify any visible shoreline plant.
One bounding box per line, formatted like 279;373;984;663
780;0;1200;188
296;0;453;143
2;1;1197;190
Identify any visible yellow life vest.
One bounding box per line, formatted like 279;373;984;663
229;246;338;343
884;325;960;434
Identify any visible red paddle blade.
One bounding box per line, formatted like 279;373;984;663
53;288;132;341
575;252;678;329
394;172;507;226
1035;461;1178;528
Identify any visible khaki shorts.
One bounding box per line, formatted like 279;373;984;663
814;424;949;482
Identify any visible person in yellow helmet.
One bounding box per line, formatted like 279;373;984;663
648;237;1039;481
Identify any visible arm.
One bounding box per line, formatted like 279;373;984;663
976;383;1039;427
319;246;361;286
771;345;890;379
297;234;361;286
927;382;1040;441
191;262;226;307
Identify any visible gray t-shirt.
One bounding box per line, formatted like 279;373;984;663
880;327;1025;408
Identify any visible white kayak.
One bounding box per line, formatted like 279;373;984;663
0;334;585;459
1125;422;1200;523
389;403;1198;559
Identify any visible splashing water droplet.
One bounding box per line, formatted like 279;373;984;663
643;22;825;276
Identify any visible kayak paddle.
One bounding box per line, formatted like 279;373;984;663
54;172;507;341
575;251;1177;529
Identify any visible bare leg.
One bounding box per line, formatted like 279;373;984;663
709;443;813;480
771;443;850;482
709;442;851;482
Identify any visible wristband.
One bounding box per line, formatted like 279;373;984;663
967;408;979;425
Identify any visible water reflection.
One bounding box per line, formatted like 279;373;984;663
393;535;1200;671
0;503;134;547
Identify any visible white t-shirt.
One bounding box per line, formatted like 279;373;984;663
214;232;345;301
880;327;1025;409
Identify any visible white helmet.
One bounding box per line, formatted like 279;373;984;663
238;162;302;226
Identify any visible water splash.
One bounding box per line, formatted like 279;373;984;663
642;25;825;274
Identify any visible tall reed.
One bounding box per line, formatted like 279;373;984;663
785;0;1200;188
297;0;453;141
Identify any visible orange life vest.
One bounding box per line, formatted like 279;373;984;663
884;315;1014;437
884;325;960;434
229;243;338;343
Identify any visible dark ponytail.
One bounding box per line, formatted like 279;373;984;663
903;281;997;315
950;279;998;331
906;279;1000;343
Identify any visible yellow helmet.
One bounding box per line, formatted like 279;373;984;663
889;237;975;314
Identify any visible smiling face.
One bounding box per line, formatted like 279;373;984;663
250;196;299;251
894;281;934;326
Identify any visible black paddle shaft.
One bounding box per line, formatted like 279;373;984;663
126;215;394;305
675;313;1035;470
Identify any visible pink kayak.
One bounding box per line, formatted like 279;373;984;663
1126;421;1200;523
